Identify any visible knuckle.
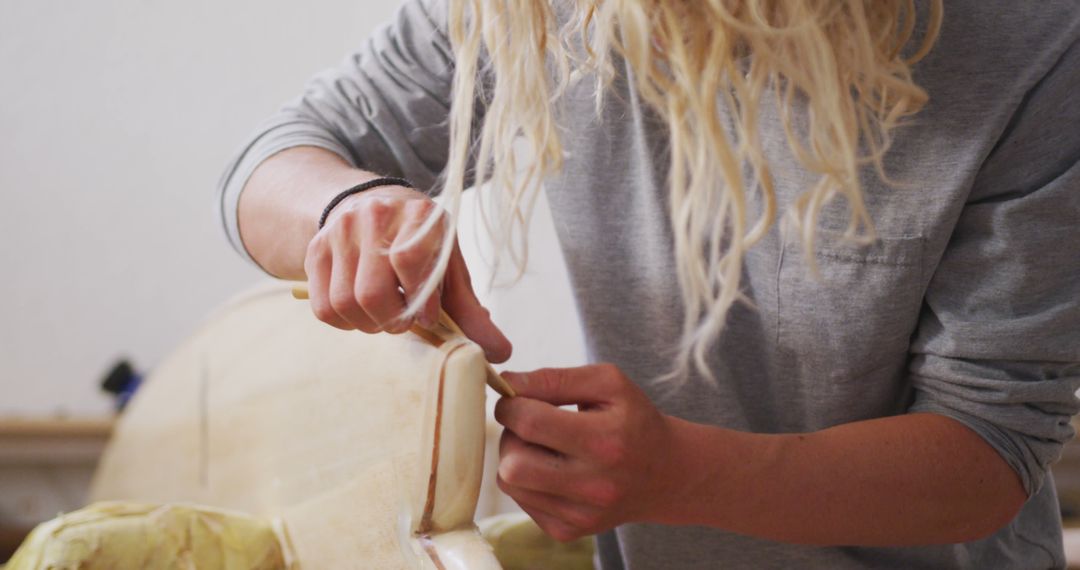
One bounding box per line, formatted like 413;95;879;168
589;434;628;467
305;233;326;255
354;286;384;310
356;198;397;232
511;412;539;441
404;198;434;217
386;317;413;334
495;474;512;494
360;196;395;217
311;302;337;324
327;289;357;314
497;454;527;486
304;242;329;269
594;363;622;389
536;368;567;395
355;322;379;334
389;241;429;269
384;322;410;334
330;208;357;233
596;362;620;377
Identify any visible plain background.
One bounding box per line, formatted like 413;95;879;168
0;0;585;417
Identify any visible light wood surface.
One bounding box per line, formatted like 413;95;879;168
0;417;113;465
90;283;500;569
0;418;113;437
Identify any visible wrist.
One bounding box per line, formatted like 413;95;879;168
645;416;723;525
316;178;419;230
649;417;775;528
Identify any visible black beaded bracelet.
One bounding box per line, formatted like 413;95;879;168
317;176;415;229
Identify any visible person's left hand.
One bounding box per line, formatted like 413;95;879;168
493;364;680;541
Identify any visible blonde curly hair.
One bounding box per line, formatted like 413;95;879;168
404;0;943;382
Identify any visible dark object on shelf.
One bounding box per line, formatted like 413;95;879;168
100;360;142;411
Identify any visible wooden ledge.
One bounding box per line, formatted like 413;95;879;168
0;417;115;465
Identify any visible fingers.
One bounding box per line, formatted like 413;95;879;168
351;247;406;337
502;364;624;407
304;234;352;330
497;429;620;511
496;432;612;542
303;192;412;333
497;478;594;542
327;240;378;333
497;429;572;494
304;189;510;352
442;242;513;363
495;364;671;540
494;396;591;456
390;200;443;328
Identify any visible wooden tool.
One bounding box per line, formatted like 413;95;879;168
290;283;515;398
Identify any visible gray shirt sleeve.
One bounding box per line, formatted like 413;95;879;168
908;37;1080;496
216;0;456;262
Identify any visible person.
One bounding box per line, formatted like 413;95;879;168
218;1;1080;568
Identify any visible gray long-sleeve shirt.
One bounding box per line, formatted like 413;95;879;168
218;1;1080;567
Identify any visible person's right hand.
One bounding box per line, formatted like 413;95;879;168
302;184;512;363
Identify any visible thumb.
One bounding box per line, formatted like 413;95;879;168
442;241;513;363
502;365;616;406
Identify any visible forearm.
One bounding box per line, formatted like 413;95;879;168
237;146;381;279
662;412;1026;546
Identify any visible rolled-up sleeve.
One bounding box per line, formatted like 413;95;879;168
908;38;1080;496
217;0;457;261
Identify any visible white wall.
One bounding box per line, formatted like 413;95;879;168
0;0;585;417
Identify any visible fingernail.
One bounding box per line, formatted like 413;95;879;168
419;313;435;328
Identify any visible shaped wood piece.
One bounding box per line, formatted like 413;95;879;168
90;283;502;569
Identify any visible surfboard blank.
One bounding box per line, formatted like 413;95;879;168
90;283;501;569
